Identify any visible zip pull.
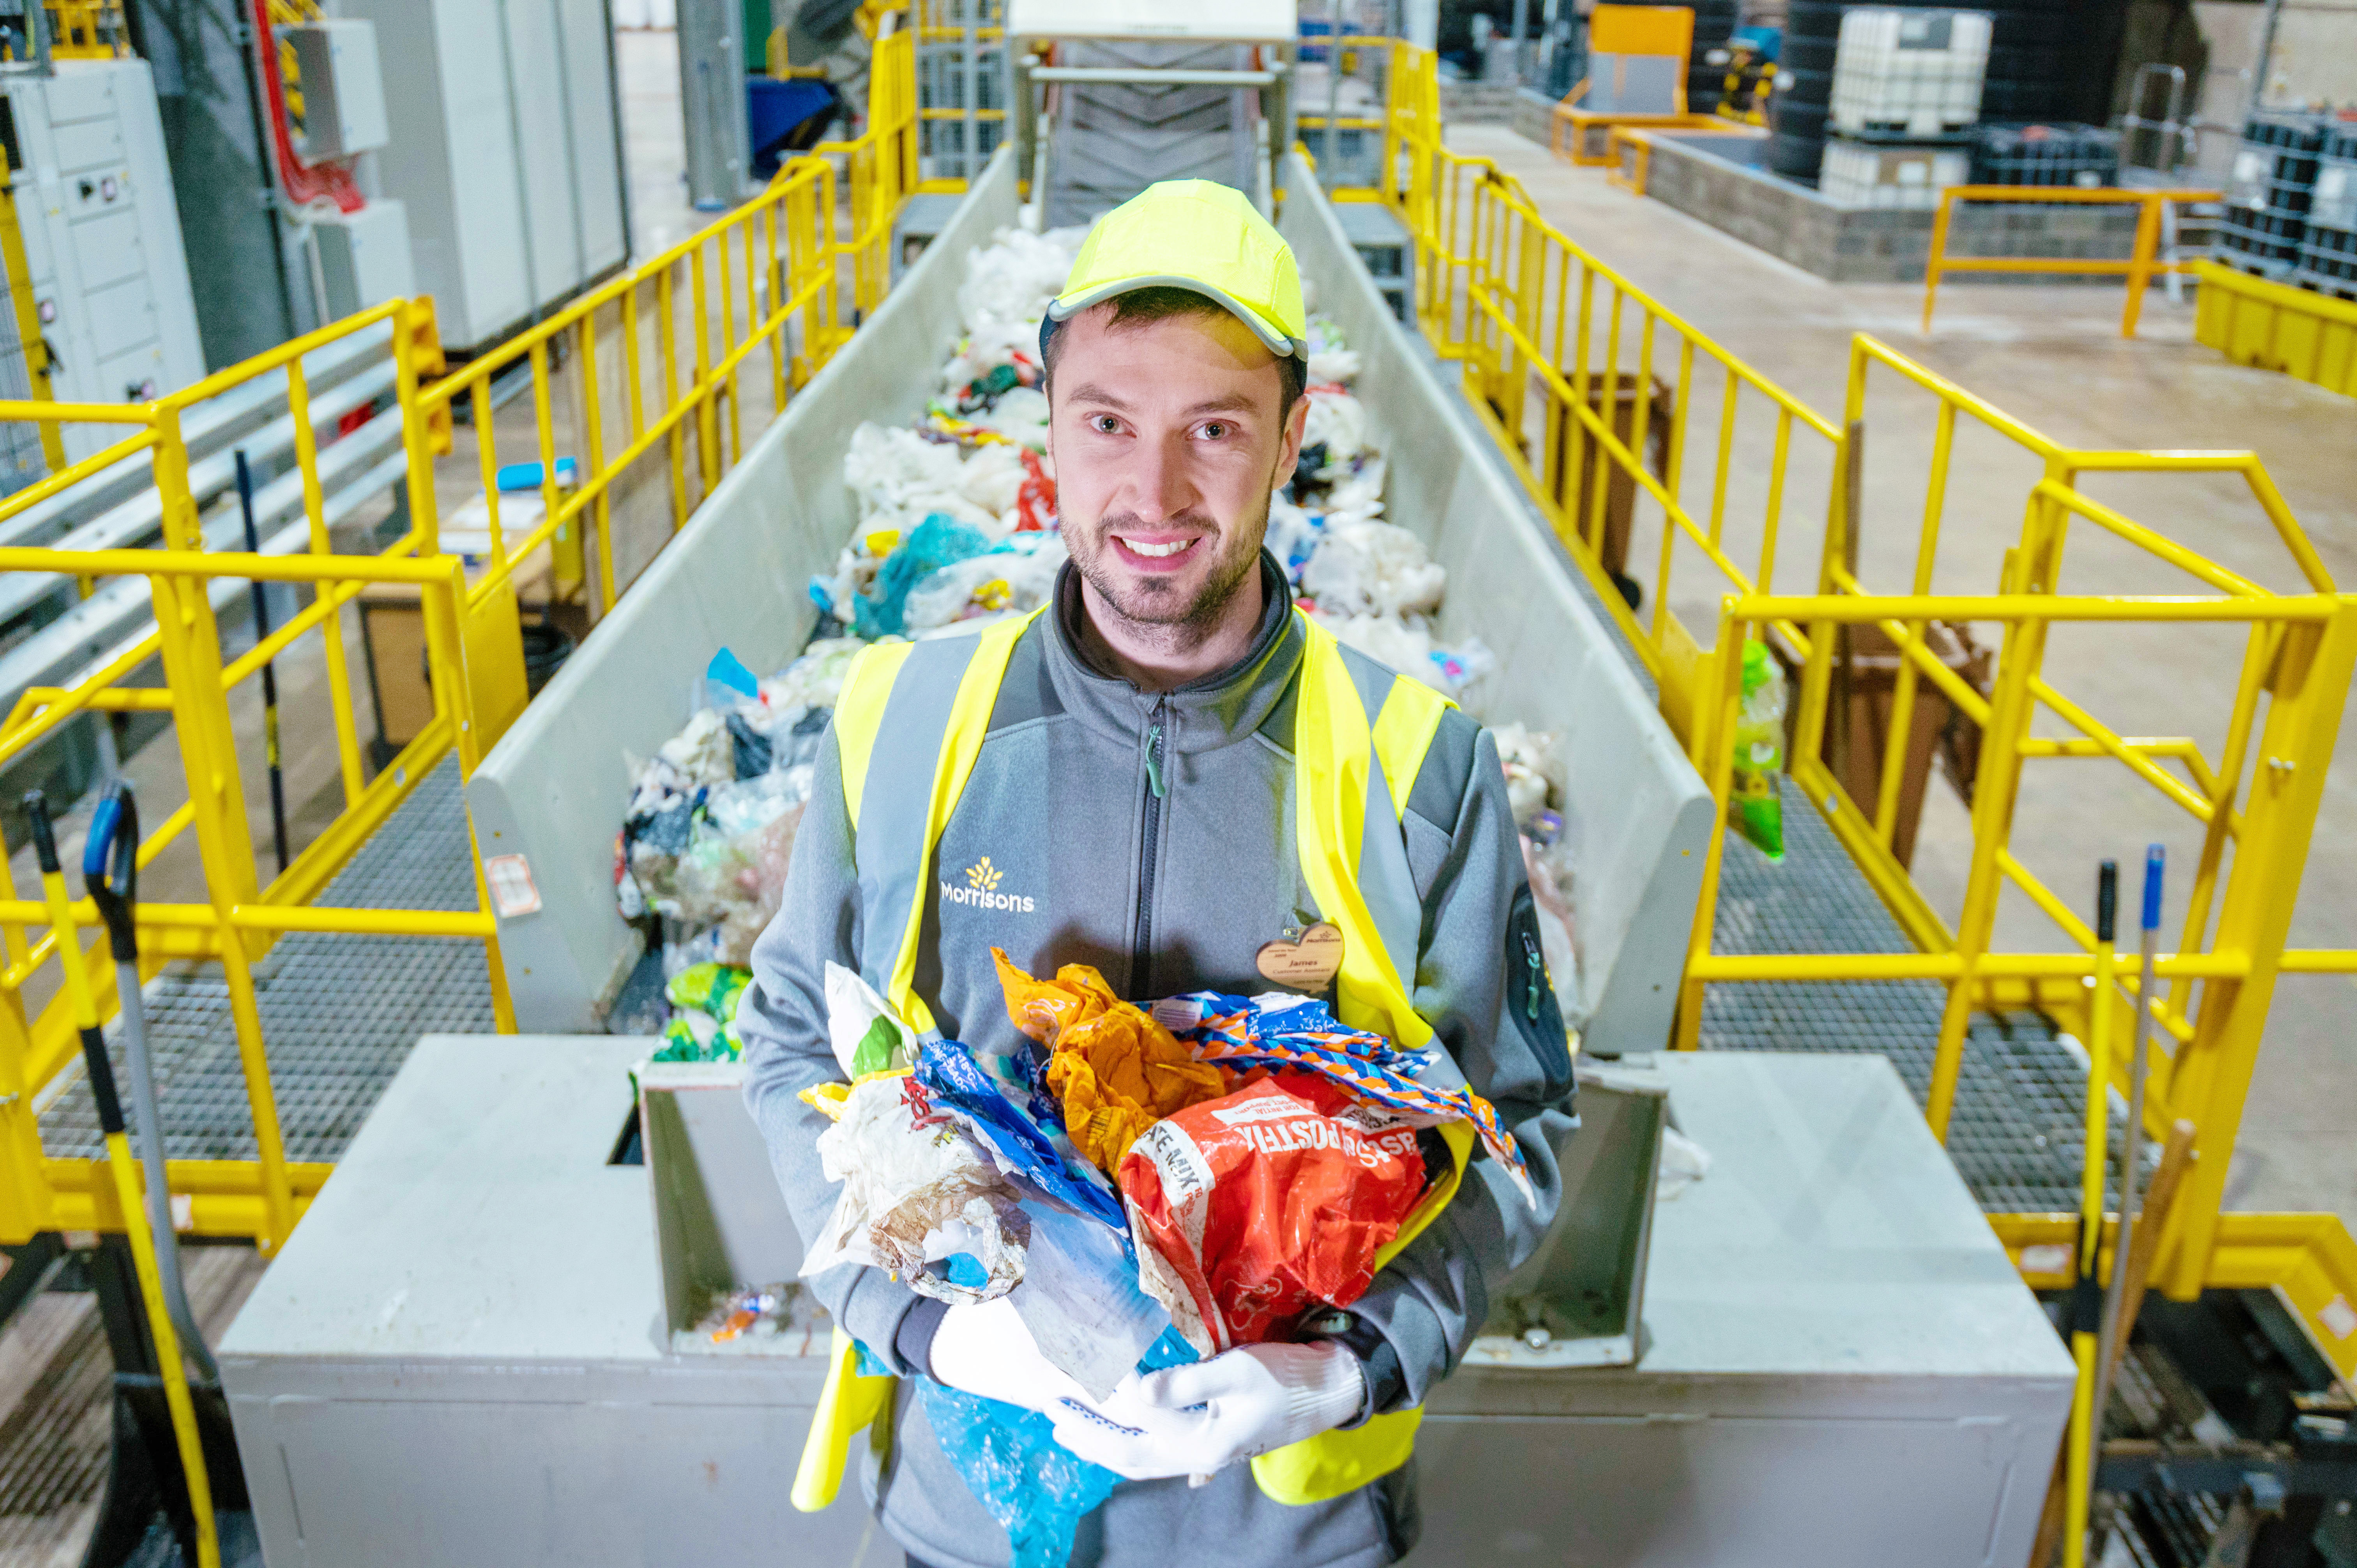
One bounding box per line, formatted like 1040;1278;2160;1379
1522;931;1544;1022
1145;704;1168;799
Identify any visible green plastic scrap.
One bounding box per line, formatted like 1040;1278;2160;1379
656;963;753;1062
1729;638;1787;863
668;962;750;1021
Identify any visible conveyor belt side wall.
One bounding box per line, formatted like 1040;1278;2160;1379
1271;152;1712;1058
473;148;1711;1060
467;150;1024;1031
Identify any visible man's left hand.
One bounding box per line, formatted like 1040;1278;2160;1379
1046;1341;1366;1481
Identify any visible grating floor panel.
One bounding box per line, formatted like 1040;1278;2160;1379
37;759;495;1165
1701;782;2148;1215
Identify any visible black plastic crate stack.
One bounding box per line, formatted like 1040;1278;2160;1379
1772;0;2074;185
2212;111;2329;280
2291;121;2357;302
1969;122;2120;186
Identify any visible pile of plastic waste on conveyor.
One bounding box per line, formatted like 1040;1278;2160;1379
615;639;861;1056
800;949;1535;1568
616;222;1587;1044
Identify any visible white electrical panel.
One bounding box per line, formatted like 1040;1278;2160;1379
0;58;205;462
341;0;630;354
312;199;417;320
282;20;392;160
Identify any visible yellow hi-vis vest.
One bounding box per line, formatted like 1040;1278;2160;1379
790;607;1473;1514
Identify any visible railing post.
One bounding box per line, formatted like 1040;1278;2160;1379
1922;189;1958;332
421;561;519;1035
1673;599;1751;1051
2156;600;2357;1298
148;408;293;1250
2122;193;2161;339
1923;483;2062;1139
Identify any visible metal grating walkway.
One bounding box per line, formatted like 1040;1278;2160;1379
1701;782;2145;1215
37;758;495;1165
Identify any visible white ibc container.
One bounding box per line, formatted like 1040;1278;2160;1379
1830;8;1991;138
1819;139;1970;209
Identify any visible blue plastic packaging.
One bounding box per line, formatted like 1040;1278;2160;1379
916;1327;1197;1568
915;1038;1128;1236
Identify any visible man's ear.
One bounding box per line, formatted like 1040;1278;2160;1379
1269;382;1312;494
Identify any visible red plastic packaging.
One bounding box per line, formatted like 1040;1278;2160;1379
1118;1072;1429;1354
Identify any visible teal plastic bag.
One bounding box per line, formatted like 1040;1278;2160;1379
856;514;993;638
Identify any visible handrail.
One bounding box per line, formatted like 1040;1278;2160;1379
1342;42;2357;1331
0;17;927;1252
1922;185;2223;338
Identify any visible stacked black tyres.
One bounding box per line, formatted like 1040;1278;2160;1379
1769;0;2087;184
1686;0;1742;113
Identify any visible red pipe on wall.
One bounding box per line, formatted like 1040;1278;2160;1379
250;0;363;213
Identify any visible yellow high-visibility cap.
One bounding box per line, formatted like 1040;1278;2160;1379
1048;180;1307;359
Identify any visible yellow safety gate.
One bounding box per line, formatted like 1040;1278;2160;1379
1349;41;2357;1369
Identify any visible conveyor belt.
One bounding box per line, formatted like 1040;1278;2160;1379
1701;783;2145;1215
38;758;494;1164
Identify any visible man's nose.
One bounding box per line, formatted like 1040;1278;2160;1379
1122;433;1197;526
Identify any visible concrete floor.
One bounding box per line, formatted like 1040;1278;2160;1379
1452;123;2357;1234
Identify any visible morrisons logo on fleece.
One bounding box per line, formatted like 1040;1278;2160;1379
942;856;1034;913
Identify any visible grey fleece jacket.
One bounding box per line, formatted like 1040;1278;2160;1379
738;553;1576;1568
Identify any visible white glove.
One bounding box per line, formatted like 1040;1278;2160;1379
1047;1341;1366;1481
926;1295;1093;1413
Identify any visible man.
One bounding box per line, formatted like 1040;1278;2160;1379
739;179;1574;1568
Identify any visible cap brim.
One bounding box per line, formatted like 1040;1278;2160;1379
1048;276;1305;359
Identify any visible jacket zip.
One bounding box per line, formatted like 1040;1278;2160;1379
1131;697;1169;998
1522;929;1546;1022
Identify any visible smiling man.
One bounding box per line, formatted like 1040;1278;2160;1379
739;181;1575;1568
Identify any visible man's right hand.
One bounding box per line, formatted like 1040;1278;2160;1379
926;1295;1097;1414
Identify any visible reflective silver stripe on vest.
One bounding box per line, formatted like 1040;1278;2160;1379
1356;740;1424;992
1334;656;1424;1002
853;633;989;1001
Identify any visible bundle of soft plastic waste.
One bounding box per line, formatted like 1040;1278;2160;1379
1118;989;1536;1359
1730;638;1787;862
991;948;1232;1176
698;1281;802;1342
797;955;1193;1568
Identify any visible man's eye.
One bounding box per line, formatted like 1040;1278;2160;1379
1200;422;1230;440
1091;415;1120;434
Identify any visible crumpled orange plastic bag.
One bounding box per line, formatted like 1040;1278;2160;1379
991;948;1229;1175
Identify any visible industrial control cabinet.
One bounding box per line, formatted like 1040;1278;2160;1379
0;58;205;464
339;0;630;354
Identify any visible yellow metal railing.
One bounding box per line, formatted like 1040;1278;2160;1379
421;26;919;620
0;303;512;1252
1922;185;2222;339
0;23;924;1254
1348;41;2357;1358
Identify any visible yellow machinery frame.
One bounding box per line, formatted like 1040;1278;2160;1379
1922;184;2222;339
1548;5;1719;167
1356;42;2357;1372
2193;257;2357;400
